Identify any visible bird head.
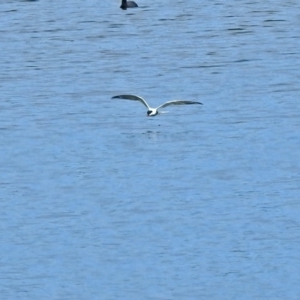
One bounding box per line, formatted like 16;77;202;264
120;0;127;9
147;110;152;116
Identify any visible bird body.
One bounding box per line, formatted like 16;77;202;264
111;94;202;117
120;0;138;10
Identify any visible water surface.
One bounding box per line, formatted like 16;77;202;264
1;0;300;299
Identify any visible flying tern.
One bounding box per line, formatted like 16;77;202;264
111;94;202;117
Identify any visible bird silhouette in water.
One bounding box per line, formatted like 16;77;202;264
120;0;138;10
112;95;202;117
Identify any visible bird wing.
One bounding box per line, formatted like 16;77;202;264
156;100;202;110
111;95;150;109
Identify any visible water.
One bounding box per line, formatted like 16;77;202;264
1;0;300;299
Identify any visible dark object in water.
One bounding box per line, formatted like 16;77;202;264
120;0;138;10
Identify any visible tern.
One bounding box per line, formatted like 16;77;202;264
112;94;202;116
120;0;138;10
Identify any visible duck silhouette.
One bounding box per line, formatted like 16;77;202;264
120;0;138;10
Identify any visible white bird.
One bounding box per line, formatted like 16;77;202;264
120;0;138;10
112;94;202;117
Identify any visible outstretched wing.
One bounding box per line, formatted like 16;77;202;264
157;100;202;110
111;95;150;109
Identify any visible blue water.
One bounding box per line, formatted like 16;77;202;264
1;0;300;299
